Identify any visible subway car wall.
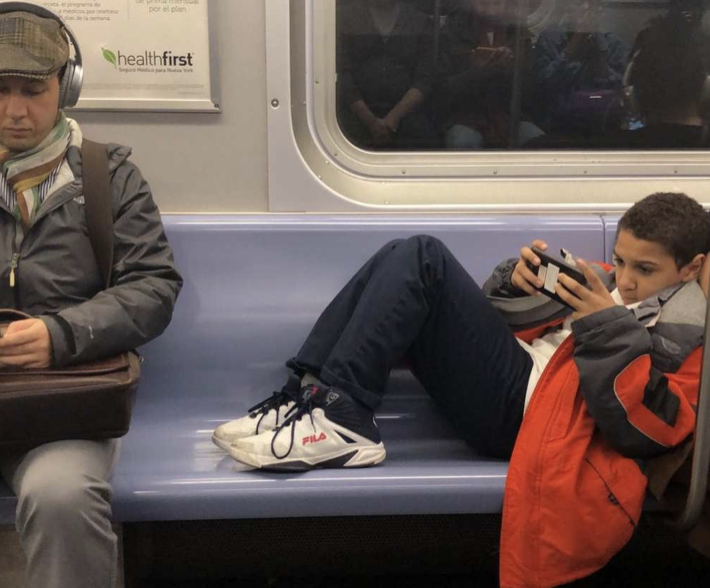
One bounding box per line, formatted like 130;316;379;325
73;0;710;211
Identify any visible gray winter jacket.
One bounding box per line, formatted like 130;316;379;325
0;143;182;367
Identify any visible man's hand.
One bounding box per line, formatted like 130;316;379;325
470;46;513;71
367;118;394;145
511;239;548;296
556;259;616;320
0;319;52;369
382;111;401;135
487;46;514;71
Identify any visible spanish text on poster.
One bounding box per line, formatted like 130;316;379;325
11;0;217;112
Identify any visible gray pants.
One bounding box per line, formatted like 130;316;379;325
0;439;120;588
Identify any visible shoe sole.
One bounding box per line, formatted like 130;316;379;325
212;409;295;452
212;432;262;452
228;444;386;472
212;433;233;452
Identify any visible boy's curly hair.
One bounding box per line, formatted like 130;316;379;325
618;192;710;267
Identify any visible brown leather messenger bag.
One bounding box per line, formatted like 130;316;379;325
0;140;140;449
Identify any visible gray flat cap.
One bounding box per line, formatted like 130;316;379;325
0;11;69;80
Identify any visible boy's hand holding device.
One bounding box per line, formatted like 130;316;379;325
514;241;615;319
555;259;616;320
512;239;550;296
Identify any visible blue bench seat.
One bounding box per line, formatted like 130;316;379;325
0;215;607;525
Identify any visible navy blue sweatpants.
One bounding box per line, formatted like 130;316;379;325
290;236;533;458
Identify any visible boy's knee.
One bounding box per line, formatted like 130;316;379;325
382;238;406;250
379;236;447;259
405;235;448;257
374;236;453;277
369;238;409;266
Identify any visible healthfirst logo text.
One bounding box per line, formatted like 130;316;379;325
102;48;194;73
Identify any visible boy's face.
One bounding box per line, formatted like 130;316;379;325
613;229;703;304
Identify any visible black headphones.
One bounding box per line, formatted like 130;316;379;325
0;1;83;108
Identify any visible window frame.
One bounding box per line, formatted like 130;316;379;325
265;0;710;212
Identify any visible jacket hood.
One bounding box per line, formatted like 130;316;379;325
487;262;613;328
640;280;706;328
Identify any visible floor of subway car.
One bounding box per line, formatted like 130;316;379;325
137;564;710;588
124;514;710;588
141;562;710;588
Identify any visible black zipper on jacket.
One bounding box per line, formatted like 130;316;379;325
584;457;638;528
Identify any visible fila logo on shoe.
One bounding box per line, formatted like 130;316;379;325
303;432;327;446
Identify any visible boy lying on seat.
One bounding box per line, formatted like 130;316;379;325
214;191;709;586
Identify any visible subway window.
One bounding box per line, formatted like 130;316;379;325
335;0;710;152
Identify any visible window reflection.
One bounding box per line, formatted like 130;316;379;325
441;0;543;148
533;0;628;139
335;0;710;151
589;2;710;148
337;0;438;149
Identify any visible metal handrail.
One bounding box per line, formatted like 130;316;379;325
508;0;529;148
675;289;710;531
433;0;441;69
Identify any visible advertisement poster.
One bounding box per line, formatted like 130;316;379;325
16;0;217;111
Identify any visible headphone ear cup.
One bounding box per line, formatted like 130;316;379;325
58;61;73;109
57;60;82;109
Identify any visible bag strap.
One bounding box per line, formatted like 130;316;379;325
81;139;113;290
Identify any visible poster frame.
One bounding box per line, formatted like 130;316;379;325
67;0;220;113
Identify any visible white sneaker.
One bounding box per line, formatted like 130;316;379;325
229;385;386;471
212;376;299;451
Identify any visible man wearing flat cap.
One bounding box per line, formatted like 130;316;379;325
0;7;182;588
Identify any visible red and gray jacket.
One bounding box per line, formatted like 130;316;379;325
484;259;705;588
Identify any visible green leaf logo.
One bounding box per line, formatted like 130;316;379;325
102;48;117;68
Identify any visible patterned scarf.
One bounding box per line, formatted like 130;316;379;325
0;113;71;230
